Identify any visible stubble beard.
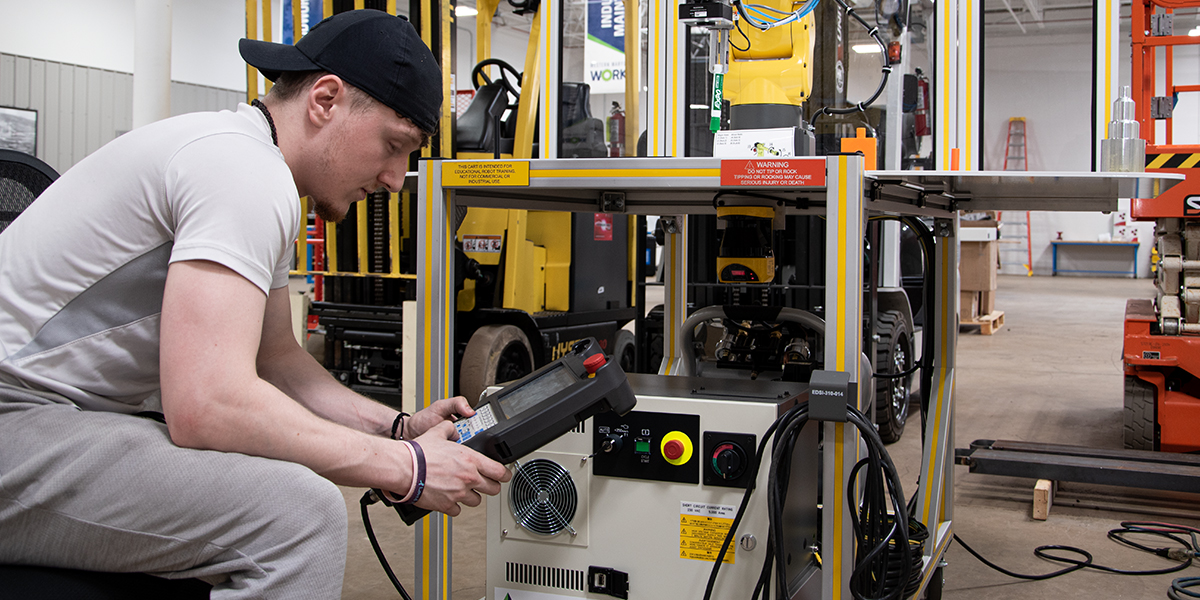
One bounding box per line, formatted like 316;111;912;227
311;195;348;223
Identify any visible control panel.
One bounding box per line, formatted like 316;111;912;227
592;411;700;484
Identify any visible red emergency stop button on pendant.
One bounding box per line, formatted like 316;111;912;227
584;353;606;374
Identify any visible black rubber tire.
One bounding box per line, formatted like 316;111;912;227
460;324;534;406
874;309;913;444
613;329;636;374
1123;375;1158;451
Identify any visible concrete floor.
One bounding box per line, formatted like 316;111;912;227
339;275;1200;599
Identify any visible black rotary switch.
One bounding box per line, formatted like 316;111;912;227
711;442;747;480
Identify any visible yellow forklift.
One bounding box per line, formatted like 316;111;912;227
306;0;643;405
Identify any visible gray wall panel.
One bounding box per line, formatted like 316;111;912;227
30;60;45;158
44;61;60;172
14;56;30;107
114;71;131;137
0;52;241;173
72;67;87;163
0;54;14;106
86;68;102;156
100;71;115;154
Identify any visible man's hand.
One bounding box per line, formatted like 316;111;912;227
410;421;511;516
404;396;474;439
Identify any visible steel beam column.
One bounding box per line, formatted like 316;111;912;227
822;154;865;599
917;216;958;559
416;159;454;600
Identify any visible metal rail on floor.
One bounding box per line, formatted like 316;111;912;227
955;439;1200;493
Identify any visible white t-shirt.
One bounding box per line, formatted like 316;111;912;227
0;103;301;413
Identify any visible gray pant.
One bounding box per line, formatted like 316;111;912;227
0;386;348;599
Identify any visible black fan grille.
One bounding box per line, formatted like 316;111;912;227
509;459;577;536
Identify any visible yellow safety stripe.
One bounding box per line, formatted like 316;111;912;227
923;245;952;526
530;168;720;179
1104;0;1113;128
941;0;951;170
1147;153;1200;169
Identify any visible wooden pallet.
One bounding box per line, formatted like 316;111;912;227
962;310;1005;335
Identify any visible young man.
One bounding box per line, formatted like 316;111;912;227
0;9;508;598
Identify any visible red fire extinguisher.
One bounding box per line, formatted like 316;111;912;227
607;102;625;157
914;69;930;137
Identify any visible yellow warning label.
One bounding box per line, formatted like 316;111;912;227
443;161;530;187
679;515;735;564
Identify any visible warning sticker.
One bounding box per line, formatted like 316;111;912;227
719;158;826;187
443;161;530;187
463;235;503;253
679;502;736;564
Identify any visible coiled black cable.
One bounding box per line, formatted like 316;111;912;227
1173;576;1200;600
954;520;1198;591
702;401;917;600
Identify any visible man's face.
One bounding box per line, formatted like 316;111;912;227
306;96;424;223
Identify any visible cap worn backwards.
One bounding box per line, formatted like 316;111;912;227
238;9;443;134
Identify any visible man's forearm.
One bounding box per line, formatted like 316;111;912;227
257;343;400;437
164;374;411;492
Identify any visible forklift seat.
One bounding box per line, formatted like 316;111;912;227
455;81;512;155
559;82;607;158
0;149;213;599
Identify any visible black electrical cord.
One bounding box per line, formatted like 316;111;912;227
844;406;912;600
702;401;802;600
731;15;752;52
954;520;1198;586
1174;577;1200;600
360;490;416;600
811;0;892;128
897;216;936;446
703;402;917;600
872;362;921;379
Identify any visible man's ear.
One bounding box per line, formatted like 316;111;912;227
306;74;345;128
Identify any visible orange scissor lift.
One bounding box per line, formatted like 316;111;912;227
1124;0;1200;452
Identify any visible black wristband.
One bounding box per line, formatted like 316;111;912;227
403;440;426;504
391;412;410;440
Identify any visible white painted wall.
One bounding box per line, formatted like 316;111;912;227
0;0;261;92
983;28;1159;278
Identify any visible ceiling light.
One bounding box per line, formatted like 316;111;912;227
852;44;882;54
456;5;479;17
1189;26;1200;37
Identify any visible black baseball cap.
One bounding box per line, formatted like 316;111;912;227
239;9;442;134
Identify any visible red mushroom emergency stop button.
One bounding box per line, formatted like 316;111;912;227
583;353;606;374
664;439;685;460
660;431;693;466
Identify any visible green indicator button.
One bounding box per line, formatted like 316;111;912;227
635;440;651;453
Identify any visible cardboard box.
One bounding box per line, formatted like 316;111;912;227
961;240;998;291
960;290;979;321
979;290;996;316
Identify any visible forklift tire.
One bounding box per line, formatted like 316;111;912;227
875;309;913;444
613;329;636;374
460;324;534;407
1123;375;1158;451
